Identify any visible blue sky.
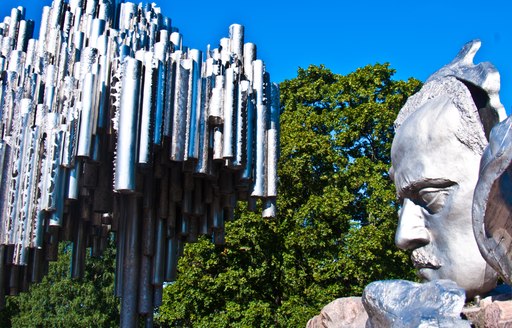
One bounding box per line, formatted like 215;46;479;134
2;0;511;113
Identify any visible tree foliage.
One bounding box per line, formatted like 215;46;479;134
1;240;119;327
0;64;421;327
170;64;422;326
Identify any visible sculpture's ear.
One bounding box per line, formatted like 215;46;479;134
458;79;499;141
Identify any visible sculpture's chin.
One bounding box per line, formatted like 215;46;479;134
416;267;438;282
416;264;498;301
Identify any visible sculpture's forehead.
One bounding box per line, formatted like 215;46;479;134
391;94;467;191
395;94;461;142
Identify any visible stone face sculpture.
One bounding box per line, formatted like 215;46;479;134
390;40;505;299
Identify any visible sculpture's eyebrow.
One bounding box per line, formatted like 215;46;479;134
400;178;456;196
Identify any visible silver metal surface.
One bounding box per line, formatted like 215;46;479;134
114;57;141;192
138;51;156;166
391;41;503;299
251;60;267;197
0;1;279;324
76;72;96;157
223;67;235;159
170;57;189;161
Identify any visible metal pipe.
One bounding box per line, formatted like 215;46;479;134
251;60;267;197
114;196;125;298
209;75;224;124
0;246;5;307
153;43;166;146
114;57;141;193
158;169;169;219
234;80;249;168
162;51;177;138
138;254;153;315
71;219;86;279
89;19;106;50
243;42;256;83
67;161;81;201
213;126;223;161
223;67;235;159
96;53;111;130
170;58;190;162
170;32;181;51
262;198;277;218
16;20;34;52
152;218;165;286
77;72;96;158
164;234;179;282
267;82;280;198
187;49;202;161
219;37;230;66
195;63;212;175
229;24;244;63
138;51;156;166
120;194;140;328
8;8;21;40
142;174;155;256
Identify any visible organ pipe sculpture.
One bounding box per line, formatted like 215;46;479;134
0;0;280;326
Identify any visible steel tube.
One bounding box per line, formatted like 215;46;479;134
187;49;202;160
234;80;249;167
223;67;235;159
229;24;244;62
142;174;155;256
138;52;156;166
153;49;166;145
152;218;165;286
77;73;96;158
120;194;140;328
251;60;267;197
267;82;280;198
138;254;153;315
114;57;141;193
242;88;255;180
195;66;212;175
164;235;178;282
209;75;224;124
170;58;190;162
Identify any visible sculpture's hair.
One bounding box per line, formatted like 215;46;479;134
395;76;487;154
394;40;505;155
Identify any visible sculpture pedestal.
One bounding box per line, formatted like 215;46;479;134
463;291;512;328
306;297;368;328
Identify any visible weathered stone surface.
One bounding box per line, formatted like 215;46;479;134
306;297;368;328
462;287;512;327
362;279;470;328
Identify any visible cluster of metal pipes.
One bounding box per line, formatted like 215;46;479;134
0;0;279;325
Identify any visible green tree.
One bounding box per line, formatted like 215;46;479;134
3;240;119;327
157;64;421;327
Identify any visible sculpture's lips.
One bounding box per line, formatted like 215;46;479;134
411;249;441;270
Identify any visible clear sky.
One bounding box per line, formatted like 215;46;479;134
2;0;511;113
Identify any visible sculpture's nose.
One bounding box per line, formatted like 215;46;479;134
395;198;430;250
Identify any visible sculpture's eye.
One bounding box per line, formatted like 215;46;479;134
418;187;452;214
